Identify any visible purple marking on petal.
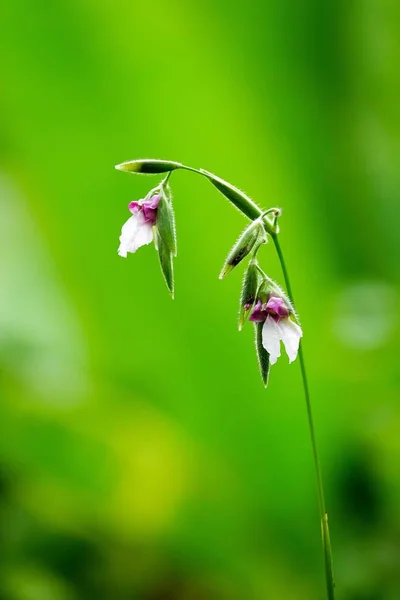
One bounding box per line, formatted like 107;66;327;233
142;194;161;224
128;200;143;214
143;194;161;210
142;206;157;224
266;296;289;319
249;300;268;323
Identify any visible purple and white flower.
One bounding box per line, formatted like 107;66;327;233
118;194;161;257
249;295;303;365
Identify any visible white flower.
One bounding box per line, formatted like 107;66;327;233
261;314;303;365
249;296;303;365
118;211;154;257
117;194;161;258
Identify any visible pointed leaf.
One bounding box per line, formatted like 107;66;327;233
116;159;182;174
254;322;270;387
156;185;177;256
157;232;174;297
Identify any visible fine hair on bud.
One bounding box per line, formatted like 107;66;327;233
200;169;264;222
219;220;266;279
156;183;177;257
156;230;175;297
254;322;271;387
238;260;263;330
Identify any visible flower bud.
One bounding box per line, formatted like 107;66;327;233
238;260;262;330
115;159;182;174
200;169;263;222
156;184;177;257
156;231;174;298
219;220;265;279
254;322;271;387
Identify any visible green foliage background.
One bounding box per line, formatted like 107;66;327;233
0;1;399;599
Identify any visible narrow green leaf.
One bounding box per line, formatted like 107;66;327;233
254;322;270;387
200;169;262;221
156;186;177;256
238;260;262;330
115;159;182;174
157;232;174;297
219;221;264;278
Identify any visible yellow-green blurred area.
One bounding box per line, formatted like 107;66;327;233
0;1;399;599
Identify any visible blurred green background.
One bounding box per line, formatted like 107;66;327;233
1;1;399;599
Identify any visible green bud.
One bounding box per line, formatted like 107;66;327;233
238;260;262;330
156;231;174;297
200;169;264;222
219;220;265;279
156;184;177;257
254;322;271;387
115;159;182;174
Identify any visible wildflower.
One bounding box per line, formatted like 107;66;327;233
249;295;302;364
118;194;161;257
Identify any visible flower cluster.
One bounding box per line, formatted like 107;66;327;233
115;159;303;386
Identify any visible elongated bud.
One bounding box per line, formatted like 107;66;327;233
219;220;265;279
238;260;262;330
156;231;174;297
156;184;177;256
200;169;274;232
254;322;271;387
115;159;182;174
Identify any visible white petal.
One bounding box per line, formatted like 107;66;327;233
118;212;153;256
134;219;153;249
262;315;281;365
278;318;303;363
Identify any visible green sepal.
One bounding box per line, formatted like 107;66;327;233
156;184;177;256
156;231;174;297
200;169;265;223
219;220;265;279
238;260;262;330
254;322;270;387
115;159;182;174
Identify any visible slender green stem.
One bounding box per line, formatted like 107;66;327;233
271;233;335;600
117;158;336;598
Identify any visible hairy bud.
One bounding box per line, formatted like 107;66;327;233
156;184;177;257
238;260;263;330
156;231;175;298
219;220;266;279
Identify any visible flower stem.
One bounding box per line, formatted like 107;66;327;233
119;158;335;597
271;232;335;600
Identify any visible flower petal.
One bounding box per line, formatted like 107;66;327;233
142;194;161;224
278;318;303;363
143;194;161;210
134;219;153;249
128;200;143;214
249;300;267;323
261;315;281;365
266;296;289;318
118;212;153;257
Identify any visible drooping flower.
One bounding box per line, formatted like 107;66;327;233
118;194;161;257
249;295;302;365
